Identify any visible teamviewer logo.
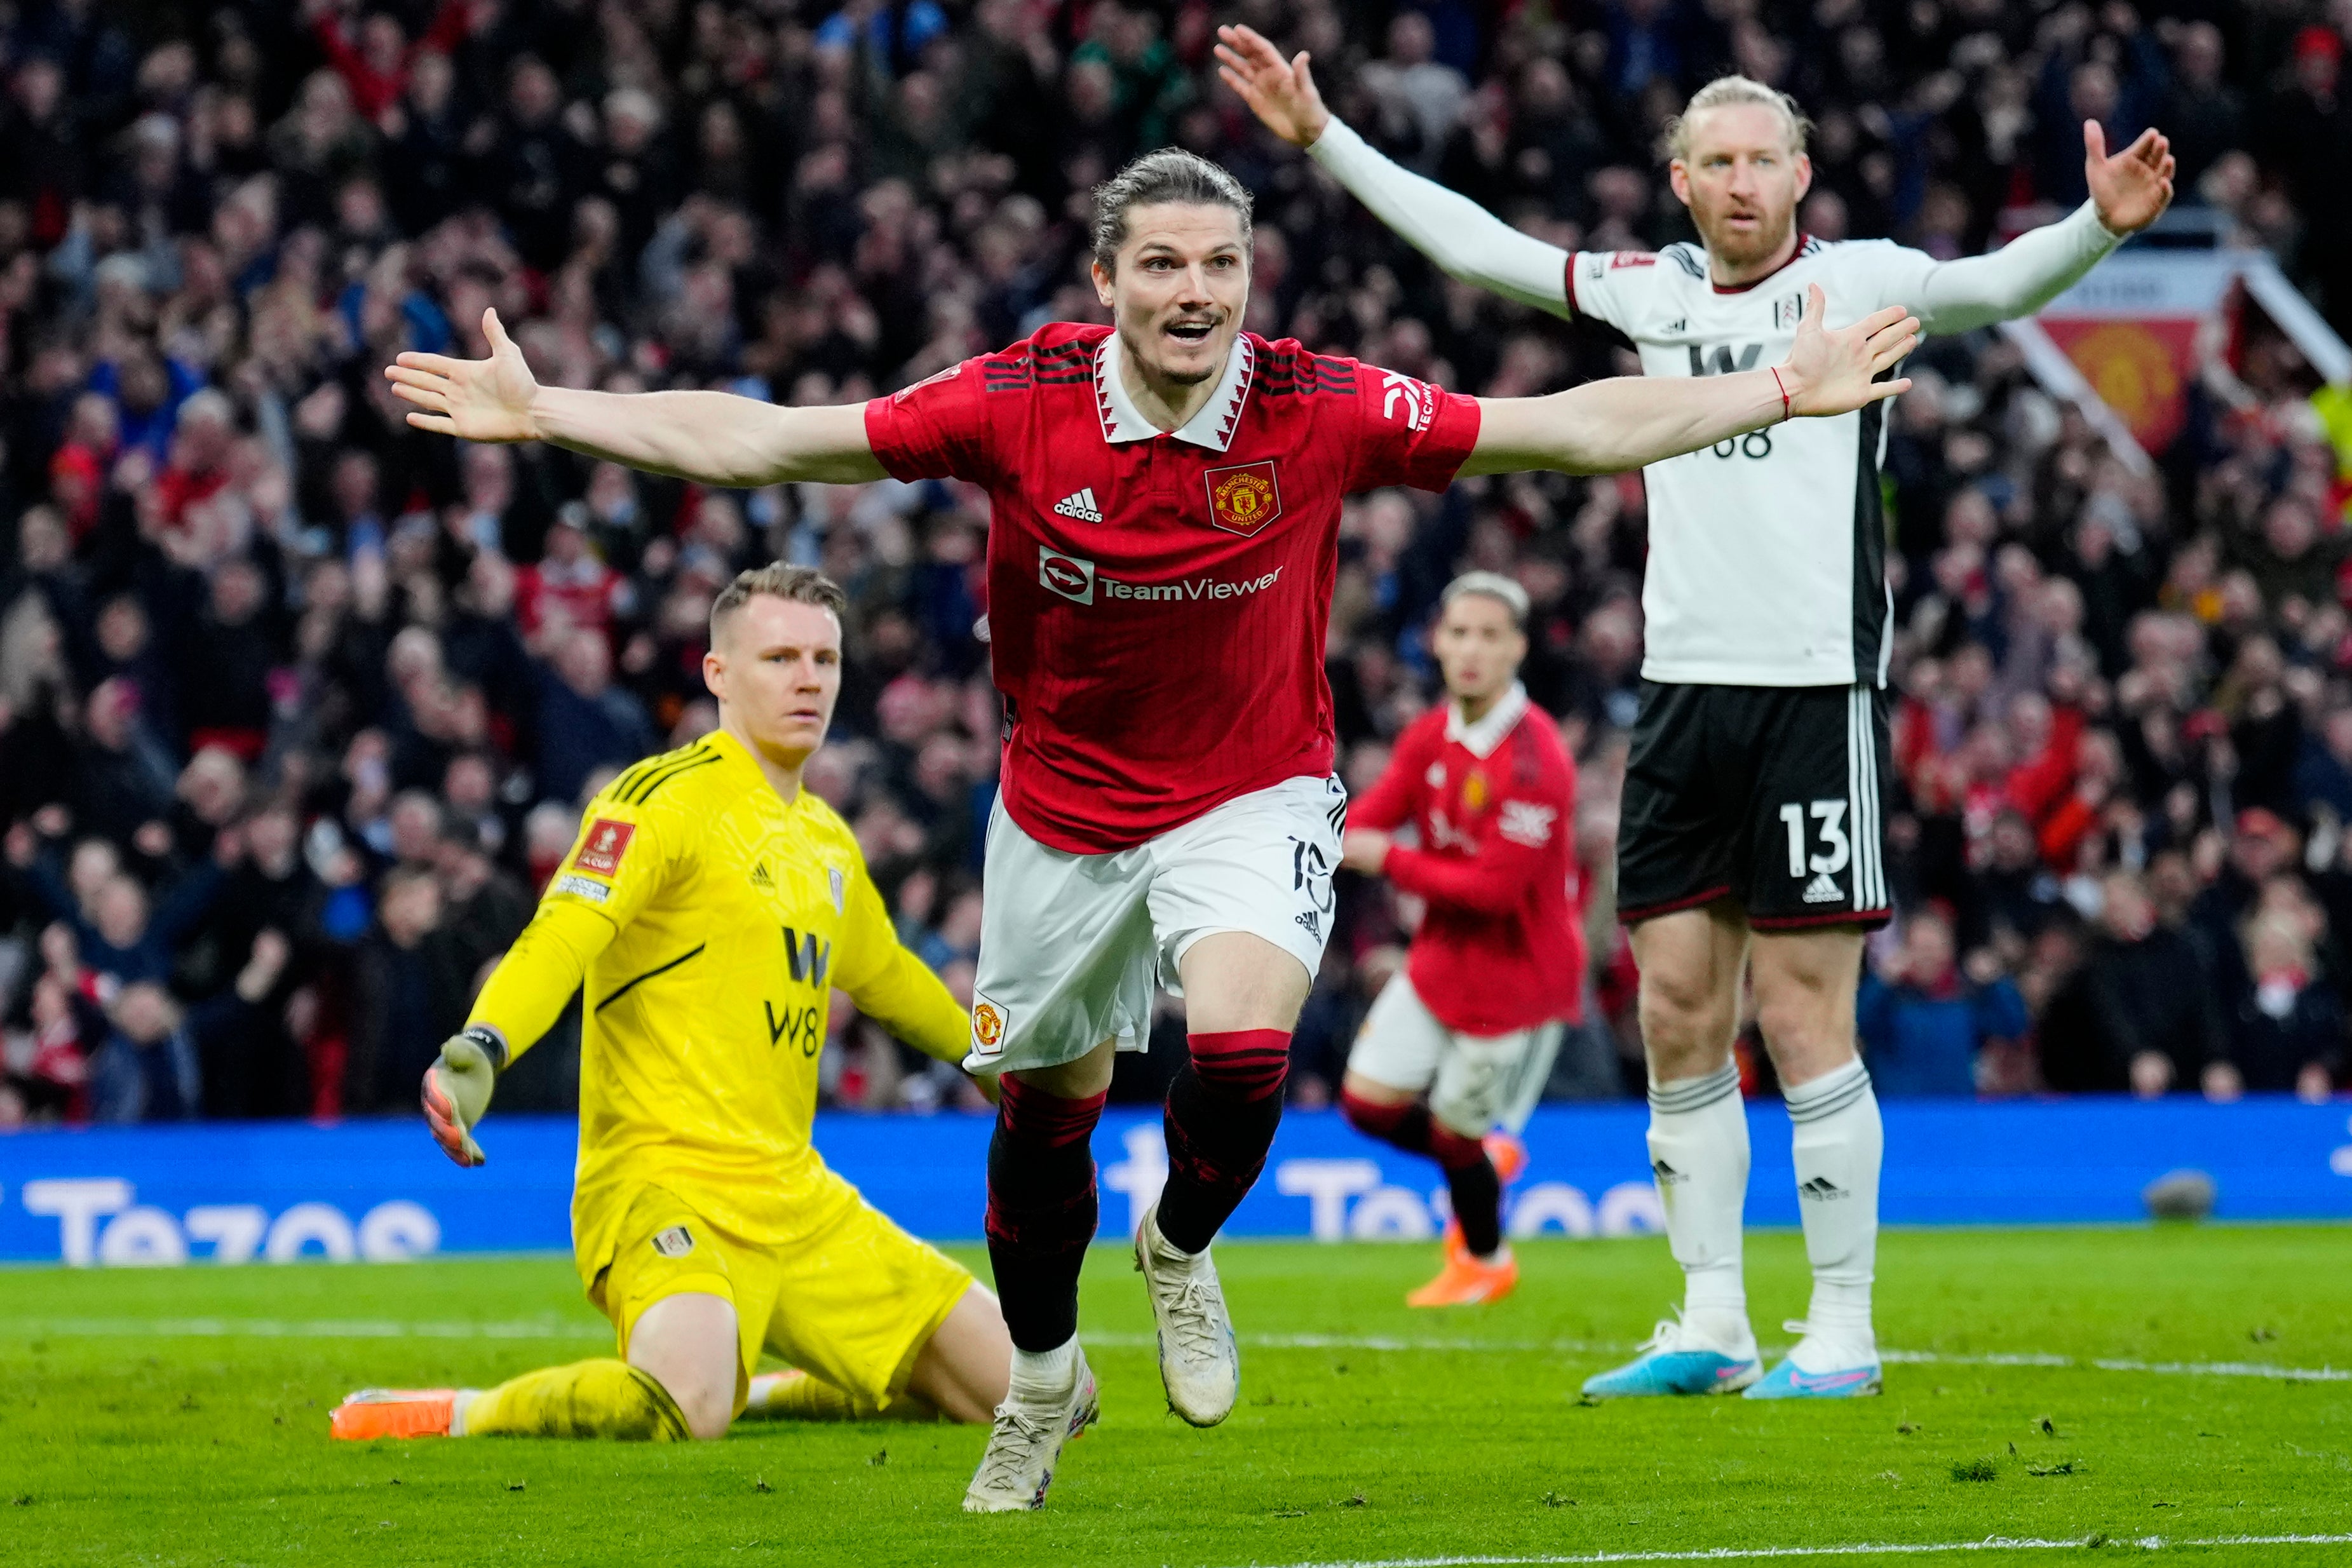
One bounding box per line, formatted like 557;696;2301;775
1039;547;1097;605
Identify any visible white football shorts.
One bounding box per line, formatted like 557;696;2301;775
964;773;1347;1076
1348;972;1563;1137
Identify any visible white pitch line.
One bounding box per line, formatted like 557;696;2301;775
4;1321;2349;1384
1221;1534;2352;1568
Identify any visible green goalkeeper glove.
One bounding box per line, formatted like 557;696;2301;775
422;1027;506;1167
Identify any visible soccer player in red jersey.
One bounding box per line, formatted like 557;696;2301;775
1338;572;1583;1308
384;147;1920;1510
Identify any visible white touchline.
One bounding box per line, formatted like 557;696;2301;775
1224;1536;2352;1568
4;1321;2348;1383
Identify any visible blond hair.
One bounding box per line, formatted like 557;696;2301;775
708;562;848;644
1663;76;1813;163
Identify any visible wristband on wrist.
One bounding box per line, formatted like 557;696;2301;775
459;1025;509;1073
1770;366;1792;422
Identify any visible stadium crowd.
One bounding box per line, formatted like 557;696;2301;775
3;0;2351;1128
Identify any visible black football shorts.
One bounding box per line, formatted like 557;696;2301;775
1616;680;1894;932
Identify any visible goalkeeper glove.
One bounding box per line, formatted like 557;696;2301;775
422;1026;506;1167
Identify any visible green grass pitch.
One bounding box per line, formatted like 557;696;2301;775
2;1226;2348;1567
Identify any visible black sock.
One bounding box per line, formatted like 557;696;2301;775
1156;1064;1284;1254
1445;1157;1503;1258
983;1081;1105;1352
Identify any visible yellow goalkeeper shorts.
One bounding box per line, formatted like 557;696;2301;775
587;1175;973;1417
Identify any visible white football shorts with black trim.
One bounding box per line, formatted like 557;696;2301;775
964;773;1346;1075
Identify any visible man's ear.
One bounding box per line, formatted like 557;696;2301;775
1091;257;1115;309
1668;158;1693;207
1792;152;1813;202
701;647;725;700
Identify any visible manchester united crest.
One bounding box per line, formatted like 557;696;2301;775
1203;459;1282;536
970;996;1007;1057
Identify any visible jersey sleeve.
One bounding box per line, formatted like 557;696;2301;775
1351;724;1426;833
466;799;672;1058
1346;362;1483;492
1383;762;1567;915
830;851;971;1068
1564;250;1670;334
862;356;997;484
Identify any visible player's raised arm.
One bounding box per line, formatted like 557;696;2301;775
1215;25;1571;316
1462;284;1917;477
385;308;886;487
1897;122;2173;335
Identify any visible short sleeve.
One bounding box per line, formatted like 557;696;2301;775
1348;363;1483;492
1564;250;1667;334
863;357;996;484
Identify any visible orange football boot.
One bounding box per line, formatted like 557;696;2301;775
1406;1247;1520;1307
330;1388;463;1440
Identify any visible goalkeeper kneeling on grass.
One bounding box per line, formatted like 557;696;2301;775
332;564;1013;1442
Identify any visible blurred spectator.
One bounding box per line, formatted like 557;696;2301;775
345;863;471;1113
2044;868;2226;1098
1858;908;2030;1097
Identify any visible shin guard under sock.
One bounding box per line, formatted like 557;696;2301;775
983;1075;1107;1353
1340;1090;1503;1258
461;1360;692;1440
1156;1029;1289;1254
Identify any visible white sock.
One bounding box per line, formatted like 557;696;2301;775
450;1389;482;1436
1646;1063;1751;1348
1785;1057;1882;1358
1008;1339;1076;1406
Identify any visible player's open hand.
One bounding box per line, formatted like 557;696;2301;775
1780;286;1917;419
1215;24;1330;148
422;1029;501;1167
2085;121;2173;235
384;307;542;443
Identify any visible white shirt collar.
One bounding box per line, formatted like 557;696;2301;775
1095;330;1255;451
1445;682;1530;760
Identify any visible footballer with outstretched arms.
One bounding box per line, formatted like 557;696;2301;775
330;565;1015;1445
1219;27;2175;1400
377;145;1919;1509
1338;571;1583;1308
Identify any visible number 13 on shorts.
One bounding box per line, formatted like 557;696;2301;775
1779;799;1851;885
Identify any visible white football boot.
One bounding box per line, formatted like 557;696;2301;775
961;1346;1100;1513
1133;1203;1240;1426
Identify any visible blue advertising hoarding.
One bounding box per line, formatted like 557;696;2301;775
1;1098;2348;1265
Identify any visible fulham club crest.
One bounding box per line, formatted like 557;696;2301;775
1203;459;1281;536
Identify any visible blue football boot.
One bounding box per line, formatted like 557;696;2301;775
1581;1314;1762;1398
1744;1320;1884;1399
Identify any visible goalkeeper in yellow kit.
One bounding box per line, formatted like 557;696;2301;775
330;565;1014;1442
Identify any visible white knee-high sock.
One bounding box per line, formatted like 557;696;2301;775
1645;1062;1750;1346
1785;1058;1881;1350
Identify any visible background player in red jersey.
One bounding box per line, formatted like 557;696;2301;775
1339;572;1583;1308
384;145;1920;1513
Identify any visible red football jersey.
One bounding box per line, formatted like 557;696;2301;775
1353;685;1585;1035
865;324;1481;852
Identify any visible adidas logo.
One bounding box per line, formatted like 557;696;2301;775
1652;1159;1686;1186
1052;487;1103;523
750;862;773;890
1799;1176;1849;1201
1801;872;1843;904
1294;909;1320;940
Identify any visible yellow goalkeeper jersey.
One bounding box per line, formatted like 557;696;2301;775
467;727;968;1283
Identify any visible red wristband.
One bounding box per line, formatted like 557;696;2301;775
1770;366;1792;422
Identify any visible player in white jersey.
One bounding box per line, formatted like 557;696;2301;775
1220;30;2174;1398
